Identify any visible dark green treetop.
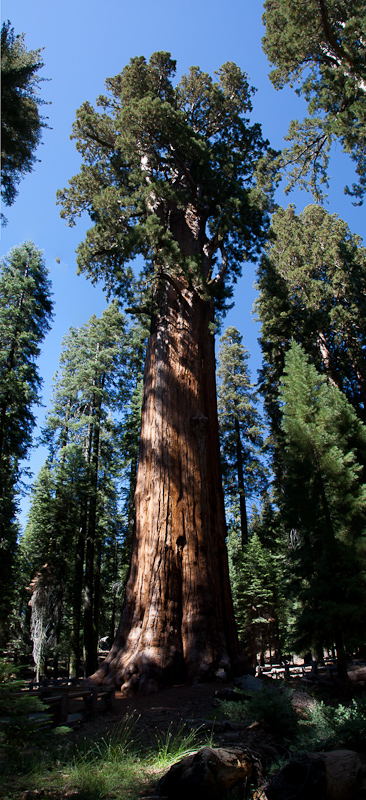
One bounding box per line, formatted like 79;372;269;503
1;21;47;213
230;530;283;662
57;52;275;318
0;241;53;468
262;0;366;201
45;300;128;450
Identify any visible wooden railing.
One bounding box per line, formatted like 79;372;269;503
23;681;115;727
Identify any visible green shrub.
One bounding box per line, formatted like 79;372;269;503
298;697;366;751
0;659;47;752
218;684;298;738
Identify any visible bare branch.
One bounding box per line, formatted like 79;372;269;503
211;242;228;286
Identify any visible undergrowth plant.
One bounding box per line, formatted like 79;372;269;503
218;683;298;738
153;721;211;769
0;659;48;753
297;697;366;752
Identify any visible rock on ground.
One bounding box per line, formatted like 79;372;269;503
265;749;366;800
155;745;252;800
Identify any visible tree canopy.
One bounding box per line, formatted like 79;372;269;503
57;51;275;317
256;204;366;450
262;1;366;201
1;21;47;213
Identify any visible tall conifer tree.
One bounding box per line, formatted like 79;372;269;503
58;52;275;691
217;326;266;545
279;341;366;676
1;22;47;214
0;242;52;641
256;204;366;470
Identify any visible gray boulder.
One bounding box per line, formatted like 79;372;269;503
234;674;262;692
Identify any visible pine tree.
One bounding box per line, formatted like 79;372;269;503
21;303;142;676
45;302;129;675
231;531;282;666
1;21;47;214
217;326;267;545
279;341;366;677
262;0;366;201
255;204;366;474
57;52;275;691
0;242;52;642
118;320;147;565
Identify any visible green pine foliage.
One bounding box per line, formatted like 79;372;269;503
0;242;53;467
0;242;52;644
18;306;146;676
0;660;46;752
279;341;366;665
255;206;366;671
262;0;366;201
256;204;366;461
57;52;275;319
1;21;47;213
228;524;288;665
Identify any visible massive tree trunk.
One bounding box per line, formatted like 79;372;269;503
94;277;240;693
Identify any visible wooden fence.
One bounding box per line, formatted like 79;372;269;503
24;680;115;727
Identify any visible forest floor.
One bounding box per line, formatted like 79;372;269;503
81;666;366;748
76;678;278;753
3;671;366;800
83;679;239;743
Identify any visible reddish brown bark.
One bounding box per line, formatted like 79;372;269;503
95;278;240;693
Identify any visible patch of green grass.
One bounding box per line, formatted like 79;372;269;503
152;721;210;770
0;711;213;800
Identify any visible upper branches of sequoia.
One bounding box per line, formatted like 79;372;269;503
57;52;276;317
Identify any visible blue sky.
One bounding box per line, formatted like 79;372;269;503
2;0;365;527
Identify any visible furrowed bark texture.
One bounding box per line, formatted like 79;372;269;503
96;279;239;693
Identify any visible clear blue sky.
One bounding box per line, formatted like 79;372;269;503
2;0;364;527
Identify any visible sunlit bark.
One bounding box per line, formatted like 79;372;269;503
95;278;240;693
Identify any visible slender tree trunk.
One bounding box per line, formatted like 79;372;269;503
84;382;103;676
69;513;87;678
95;278;240;693
234;413;248;546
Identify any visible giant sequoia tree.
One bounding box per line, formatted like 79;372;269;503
58;52;273;692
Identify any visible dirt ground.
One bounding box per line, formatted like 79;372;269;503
75;678;280;779
81;680;237;746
